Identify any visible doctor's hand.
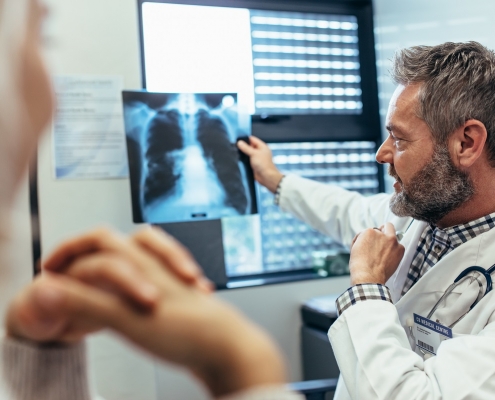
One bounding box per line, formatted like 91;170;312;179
237;136;283;193
349;223;405;286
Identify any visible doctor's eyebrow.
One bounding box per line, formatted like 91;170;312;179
386;124;408;137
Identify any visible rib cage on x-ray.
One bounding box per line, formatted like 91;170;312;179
124;92;256;224
196;109;248;214
144;109;183;205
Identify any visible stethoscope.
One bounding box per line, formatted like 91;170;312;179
394;219;495;353
396;218;495;318
406;263;495;357
426;264;495;326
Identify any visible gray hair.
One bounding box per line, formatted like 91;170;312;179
391;41;495;166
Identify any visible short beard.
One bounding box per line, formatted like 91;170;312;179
389;145;475;225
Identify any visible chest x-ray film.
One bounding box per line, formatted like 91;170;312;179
123;91;257;224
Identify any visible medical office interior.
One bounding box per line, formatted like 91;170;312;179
8;0;495;399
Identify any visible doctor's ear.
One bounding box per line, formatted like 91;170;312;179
449;119;487;168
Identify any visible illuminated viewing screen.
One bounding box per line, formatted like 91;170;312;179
123;90;256;224
141;2;363;116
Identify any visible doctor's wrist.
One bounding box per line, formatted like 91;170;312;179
258;169;284;194
350;271;387;286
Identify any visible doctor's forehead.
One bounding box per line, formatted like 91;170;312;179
385;84;422;125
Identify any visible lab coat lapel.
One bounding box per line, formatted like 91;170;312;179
394;228;489;319
404;238;481;295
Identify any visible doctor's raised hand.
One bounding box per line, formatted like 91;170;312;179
349;223;405;285
237;136;284;193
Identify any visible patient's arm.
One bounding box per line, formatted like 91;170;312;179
36;227;287;398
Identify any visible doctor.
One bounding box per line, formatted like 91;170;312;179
239;41;495;399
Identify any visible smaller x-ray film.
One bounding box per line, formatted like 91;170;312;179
123;91;257;224
221;215;263;277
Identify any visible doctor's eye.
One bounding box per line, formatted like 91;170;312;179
390;134;406;149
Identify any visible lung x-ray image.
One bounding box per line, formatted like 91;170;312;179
123;91;257;224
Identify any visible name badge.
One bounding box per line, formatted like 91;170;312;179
413;313;453;355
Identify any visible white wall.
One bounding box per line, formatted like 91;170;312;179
33;1;351;399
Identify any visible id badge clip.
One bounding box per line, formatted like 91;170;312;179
413;313;453;355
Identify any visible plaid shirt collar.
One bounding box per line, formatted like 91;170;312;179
402;212;495;295
444;214;495;247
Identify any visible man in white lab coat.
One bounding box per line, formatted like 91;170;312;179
239;41;495;399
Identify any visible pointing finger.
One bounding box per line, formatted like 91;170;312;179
7;273;137;343
65;253;159;310
132;227;212;293
43;227;128;272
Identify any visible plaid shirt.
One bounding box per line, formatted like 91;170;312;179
336;213;495;315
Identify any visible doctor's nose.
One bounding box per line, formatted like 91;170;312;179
376;137;393;165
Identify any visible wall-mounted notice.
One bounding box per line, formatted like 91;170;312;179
52;75;128;179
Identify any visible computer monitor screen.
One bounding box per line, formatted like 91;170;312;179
123;90;257;224
139;2;362;116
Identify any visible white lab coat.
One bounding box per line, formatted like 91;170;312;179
279;175;495;400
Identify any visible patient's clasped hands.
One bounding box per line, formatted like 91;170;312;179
5;228;286;397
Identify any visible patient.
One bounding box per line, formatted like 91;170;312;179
0;0;301;398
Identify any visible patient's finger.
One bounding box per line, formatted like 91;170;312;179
132;227;211;290
43;227;194;302
198;277;215;293
43;227;129;272
65;253;159;310
6;273;138;343
44;228;168;283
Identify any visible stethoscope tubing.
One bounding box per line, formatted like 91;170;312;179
425;263;495;328
400;219;495;353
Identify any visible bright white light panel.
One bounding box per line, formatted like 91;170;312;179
141;3;363;116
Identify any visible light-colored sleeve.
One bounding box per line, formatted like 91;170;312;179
328;300;495;399
278;175;410;248
1;337;94;400
218;385;304;400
